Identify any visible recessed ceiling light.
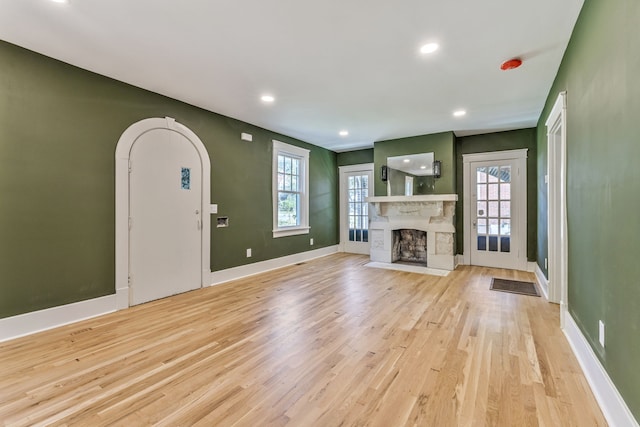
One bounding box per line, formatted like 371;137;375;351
339;130;349;137
453;110;467;117
261;95;275;103
403;159;411;163
50;0;68;3
420;165;427;169
420;43;439;54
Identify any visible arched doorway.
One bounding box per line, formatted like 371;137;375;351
115;117;210;306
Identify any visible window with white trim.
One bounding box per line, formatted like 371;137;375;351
272;140;310;238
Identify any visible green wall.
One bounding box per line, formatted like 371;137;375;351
0;41;338;319
373;132;456;196
536;0;640;419
455;129;537;259
336;148;373;167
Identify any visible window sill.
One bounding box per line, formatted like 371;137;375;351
273;226;310;238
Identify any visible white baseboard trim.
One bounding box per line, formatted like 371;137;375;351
527;261;536;272
455;254;465;266
534;263;549;300
209;245;339;286
0;294;119;343
563;313;639;427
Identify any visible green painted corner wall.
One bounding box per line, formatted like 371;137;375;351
536;0;640;419
373;132;456;196
0;40;338;319
455;129;537;259
336;149;373;167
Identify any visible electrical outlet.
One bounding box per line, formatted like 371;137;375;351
310;238;314;246
246;248;252;258
598;320;605;347
545;258;548;269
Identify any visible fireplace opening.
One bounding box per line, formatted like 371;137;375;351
392;229;427;265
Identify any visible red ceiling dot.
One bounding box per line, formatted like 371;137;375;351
500;58;522;70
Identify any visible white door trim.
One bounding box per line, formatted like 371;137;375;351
338;163;374;253
115;117;211;308
462;149;528;270
546;92;568;322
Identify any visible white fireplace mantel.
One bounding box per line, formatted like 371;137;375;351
366;194;458;203
366;194;458;271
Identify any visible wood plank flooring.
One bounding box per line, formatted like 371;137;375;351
0;254;606;426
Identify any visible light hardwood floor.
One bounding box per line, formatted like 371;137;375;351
0;254;606;426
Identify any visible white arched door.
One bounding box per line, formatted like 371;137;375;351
115;118;210;307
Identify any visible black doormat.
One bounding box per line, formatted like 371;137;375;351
490;278;540;297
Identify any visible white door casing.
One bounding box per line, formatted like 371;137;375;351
546;92;568;321
463;149;528;271
339;164;374;255
115;117;211;308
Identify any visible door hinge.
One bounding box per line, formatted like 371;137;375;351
128;160;132;173
128;217;132;230
128;275;131;284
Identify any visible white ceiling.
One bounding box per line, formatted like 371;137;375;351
0;0;584;152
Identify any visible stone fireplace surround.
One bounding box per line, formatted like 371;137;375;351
367;195;458;271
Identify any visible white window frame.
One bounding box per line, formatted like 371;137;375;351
272;140;310;238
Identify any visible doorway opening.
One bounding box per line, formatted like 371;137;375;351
546;92;568;325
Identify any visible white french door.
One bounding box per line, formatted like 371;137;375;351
339;164;374;254
463;150;527;270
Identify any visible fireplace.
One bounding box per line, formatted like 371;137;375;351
392;229;427;264
367;195;457;271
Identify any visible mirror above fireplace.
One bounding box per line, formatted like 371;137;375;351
385;152;437;196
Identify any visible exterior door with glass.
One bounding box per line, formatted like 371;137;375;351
464;150;527;270
339;164;374;255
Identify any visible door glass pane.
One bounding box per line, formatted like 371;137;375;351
477;201;487;217
488;201;499;217
477;184;487;201
500;237;510;252
488;167;499;182
500;166;511;182
477;218;487;234
500;219;511;236
500;201;511;218
500;183;511;200
489;218;499;235
477;236;487;251
488;184;499;200
477;167;487;183
488;236;498;251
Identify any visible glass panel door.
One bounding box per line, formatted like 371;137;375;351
340;165;374;255
470;157;524;270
